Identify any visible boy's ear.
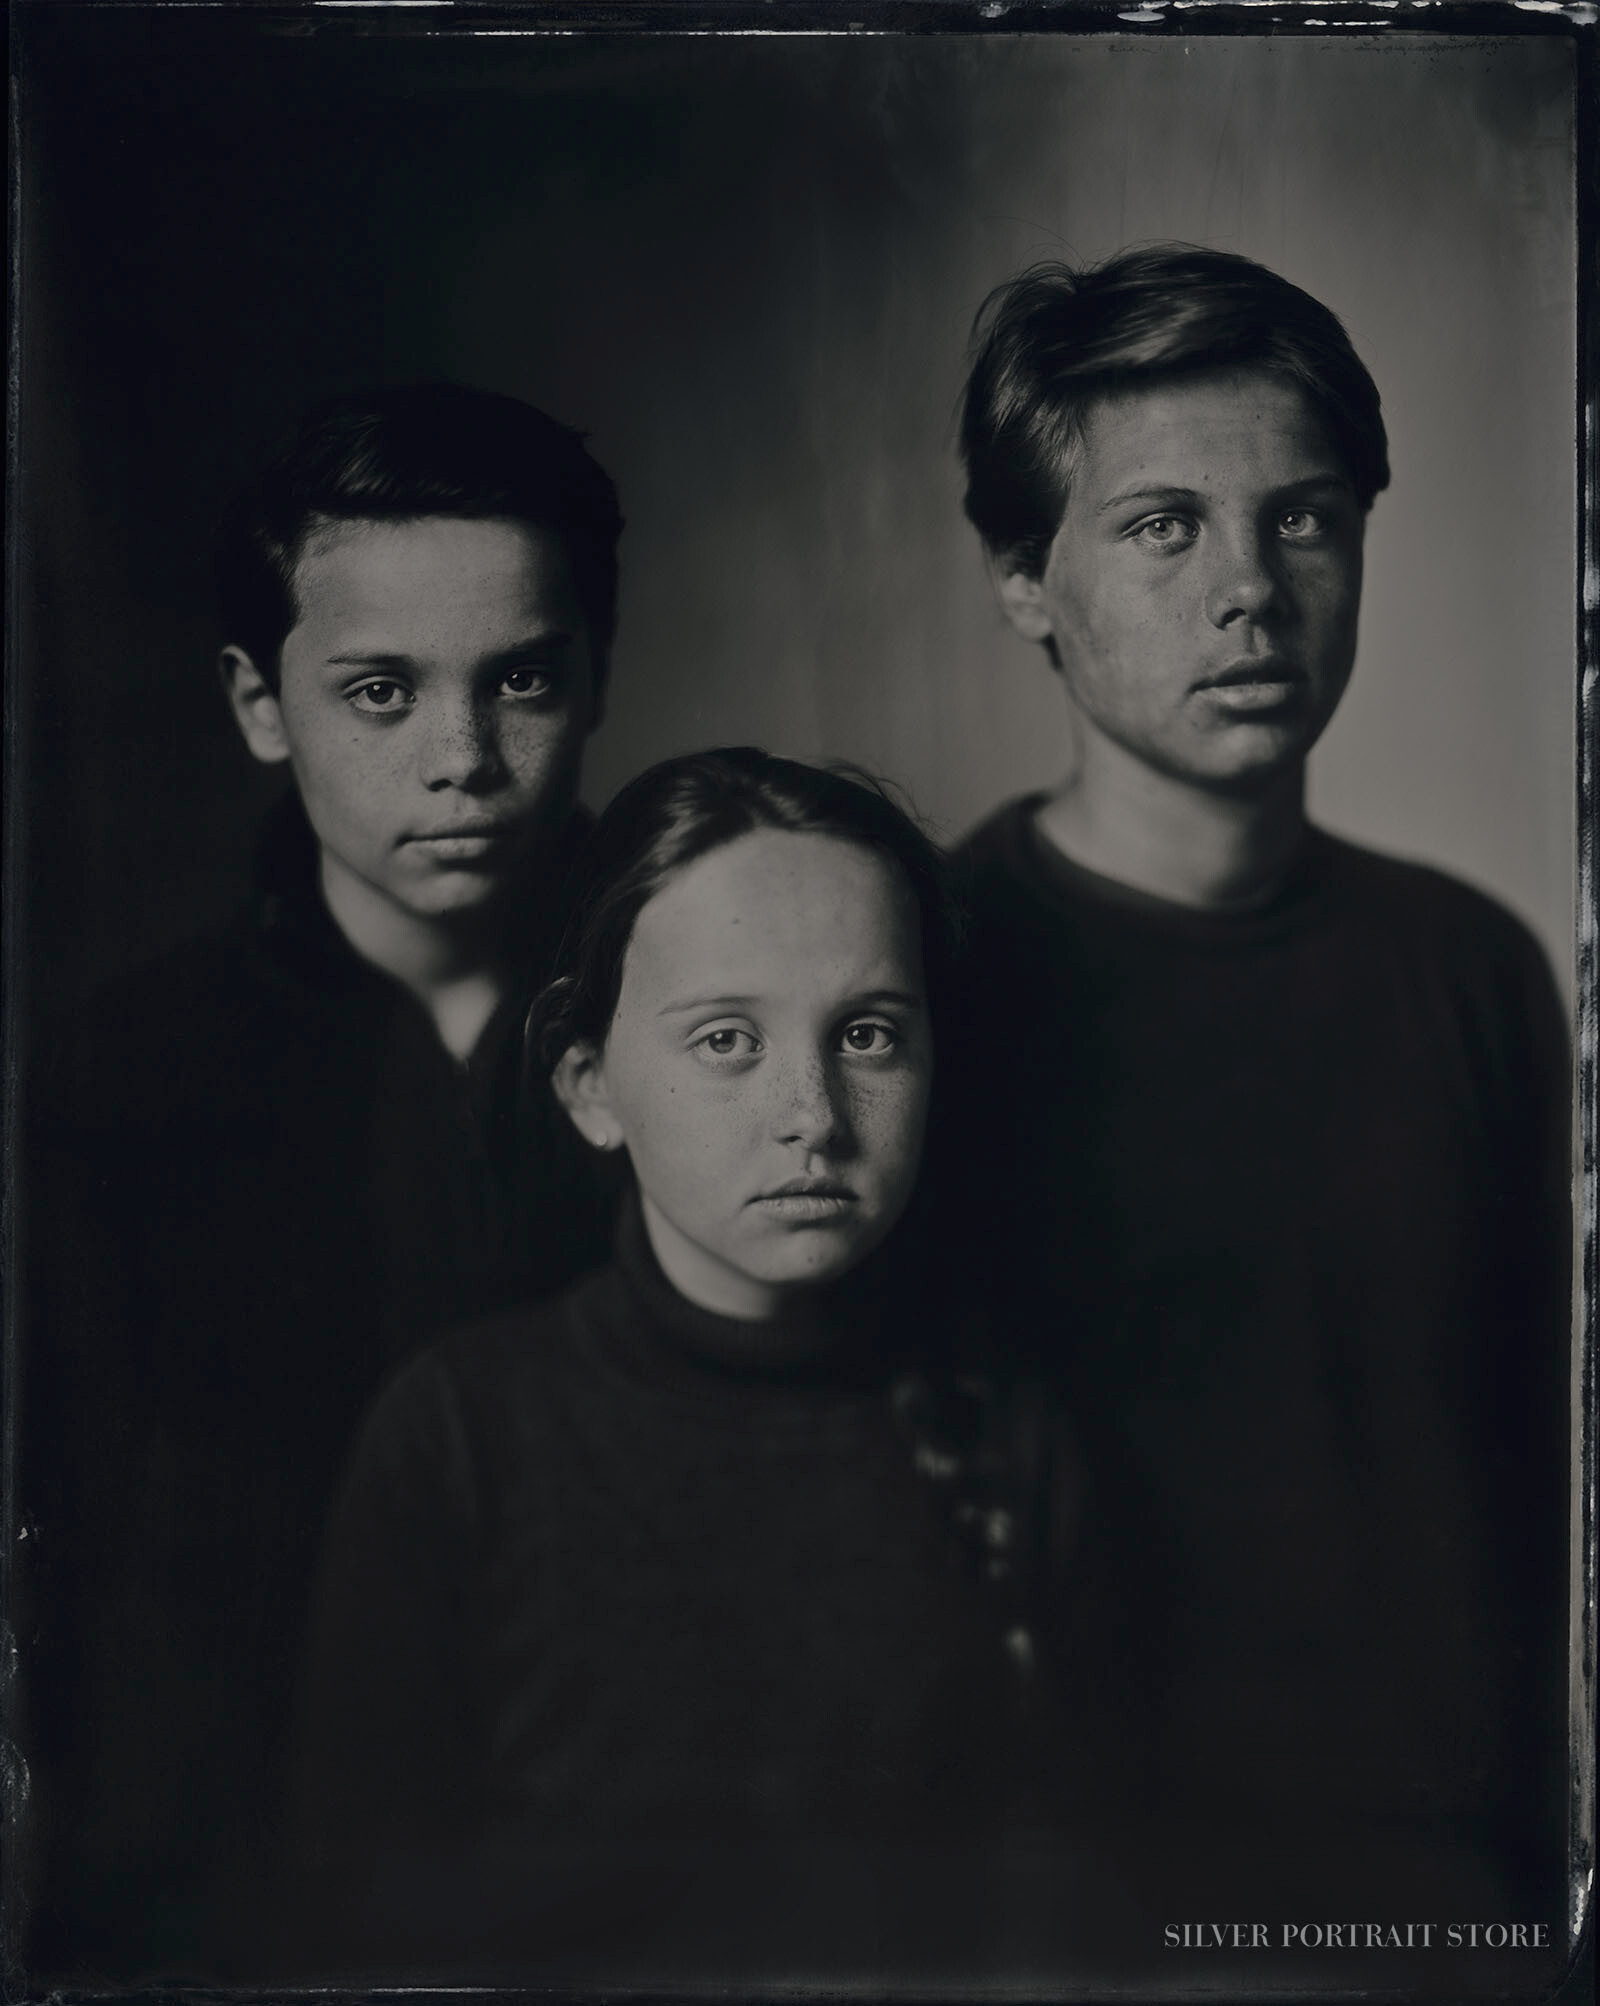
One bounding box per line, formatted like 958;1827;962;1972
552;1041;626;1154
220;645;292;766
991;558;1058;647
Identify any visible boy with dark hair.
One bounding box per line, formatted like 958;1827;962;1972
26;384;624;1974
945;248;1569;1926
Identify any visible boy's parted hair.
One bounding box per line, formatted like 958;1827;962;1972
960;244;1390;579
214;382;624;687
533;747;960;1071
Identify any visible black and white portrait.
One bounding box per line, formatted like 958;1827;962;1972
5;7;1589;2001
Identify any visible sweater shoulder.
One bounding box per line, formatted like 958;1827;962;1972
952;805;1557;980
951;795;1038;885
35;904;394;1139
1309;832;1561;996
948;795;1058;938
432;1281;594;1404
68;922;267;1050
361;1273;610;1487
38;920;298;1122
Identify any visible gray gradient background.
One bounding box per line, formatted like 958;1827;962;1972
13;23;1577;1016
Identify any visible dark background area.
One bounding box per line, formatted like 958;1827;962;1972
12;9;1577;1043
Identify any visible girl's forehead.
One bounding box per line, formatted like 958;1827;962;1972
621;829;920;1004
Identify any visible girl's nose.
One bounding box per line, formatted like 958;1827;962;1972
773;1055;845;1152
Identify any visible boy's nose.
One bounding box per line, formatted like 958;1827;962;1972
421;699;505;791
1203;528;1283;629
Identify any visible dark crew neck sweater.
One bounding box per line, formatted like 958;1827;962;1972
938;799;1571;1908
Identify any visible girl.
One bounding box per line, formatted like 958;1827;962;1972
291;749;1080;1982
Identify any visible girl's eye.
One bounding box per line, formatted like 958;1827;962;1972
348;680;412;714
1131;515;1198;552
839;1020;897;1056
692;1026;761;1062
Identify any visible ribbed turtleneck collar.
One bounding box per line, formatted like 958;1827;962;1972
597;1187;918;1401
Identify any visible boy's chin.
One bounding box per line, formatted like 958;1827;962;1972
393;864;528;921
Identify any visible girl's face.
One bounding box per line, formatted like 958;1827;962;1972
562;828;933;1320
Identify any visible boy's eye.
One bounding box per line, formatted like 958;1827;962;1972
1131;515;1198;552
1278;508;1324;540
839;1020;897;1056
692;1026;762;1062
347;680;412;714
502;666;557;699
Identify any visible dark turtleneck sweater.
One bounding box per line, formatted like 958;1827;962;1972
21;794;616;1978
287;1194;1554;1995
287;1201;1093;1985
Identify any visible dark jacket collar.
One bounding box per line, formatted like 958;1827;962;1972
250;792;377;998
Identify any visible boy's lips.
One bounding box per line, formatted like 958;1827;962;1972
1193;658;1307;714
1194;656;1304;691
403;822;520;858
406;820;516;841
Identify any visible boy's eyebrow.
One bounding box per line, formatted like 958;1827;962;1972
480;635;576;668
1269;474;1354;499
657;987;926;1018
1096;485;1206;516
323;633;576;671
1097;473;1353;517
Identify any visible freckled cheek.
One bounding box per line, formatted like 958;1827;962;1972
1304;581;1362;680
849;1074;930;1185
1076;598;1174;692
302;748;407;844
501;714;586;785
617;1074;763;1201
1057;586;1122;660
1291;550;1359;615
309;711;410;776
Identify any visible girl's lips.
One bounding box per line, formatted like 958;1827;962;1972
750;1188;859;1222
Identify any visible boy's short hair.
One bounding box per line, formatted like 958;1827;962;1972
960;244;1390;580
215;383;625;688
